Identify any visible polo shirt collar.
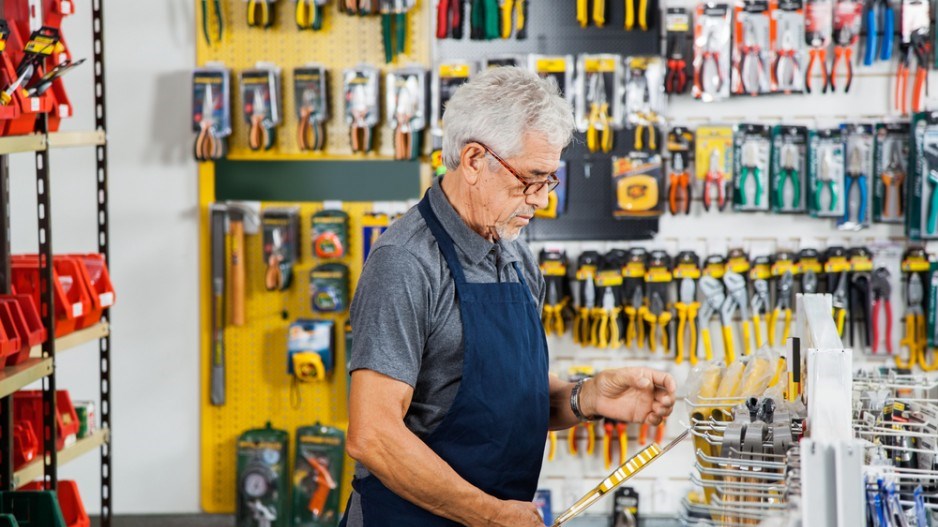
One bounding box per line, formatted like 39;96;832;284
429;177;521;266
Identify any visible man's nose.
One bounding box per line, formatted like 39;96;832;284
527;186;549;210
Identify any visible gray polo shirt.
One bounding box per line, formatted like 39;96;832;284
344;177;545;525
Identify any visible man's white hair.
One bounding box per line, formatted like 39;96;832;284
441;67;575;171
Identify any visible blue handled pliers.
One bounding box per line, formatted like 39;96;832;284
864;0;894;66
842;146;868;224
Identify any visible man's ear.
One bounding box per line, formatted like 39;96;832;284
460;142;486;186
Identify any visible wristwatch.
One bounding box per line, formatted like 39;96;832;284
570;378;597;421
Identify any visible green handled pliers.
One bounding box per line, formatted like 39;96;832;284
202;0;223;45
382;0;408;63
776;143;801;209
471;0;500;39
737;141;763;206
814;148;839;212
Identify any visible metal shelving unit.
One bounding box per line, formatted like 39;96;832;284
0;1;112;526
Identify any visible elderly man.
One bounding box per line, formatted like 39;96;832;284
341;67;676;527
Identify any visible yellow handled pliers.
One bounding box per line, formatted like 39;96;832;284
643;292;672;353
768;272;794;348
623;285;644;349
573;275;595;346
675;278;699;365
591;287;621;349
750;278;771;349
698;276;724;362
722;272;751;360
248;0;274;28
296;0;324;30
586;74;613;153
542;281;567;337
831;271;849;338
499;0;514;38
896;274;938;370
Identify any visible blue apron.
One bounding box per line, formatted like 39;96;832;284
340;194;550;526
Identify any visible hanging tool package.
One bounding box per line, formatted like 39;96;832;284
241;67;282;152
193;67;232;161
732;0;772;96
344;66;380;154
906;112;938;240
294;65;329;152
386;67;428;161
733;124;771;212
770;125;808;213
837;124;873;231
577;54;622;154
693;3;732;101
807;127;846;219
872;123;908;224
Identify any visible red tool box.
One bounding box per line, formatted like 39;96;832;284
0;295;45;366
14;390;78;451
11;255;92;337
24;480;89;527
12;420;37;469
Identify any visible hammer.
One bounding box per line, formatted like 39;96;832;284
226;202;260;326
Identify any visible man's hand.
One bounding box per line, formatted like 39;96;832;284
579;367;676;425
482;499;545;527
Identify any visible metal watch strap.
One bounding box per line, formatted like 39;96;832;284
571;378;596;422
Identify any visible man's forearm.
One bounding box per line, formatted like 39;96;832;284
548;374;585;430
352;420;497;526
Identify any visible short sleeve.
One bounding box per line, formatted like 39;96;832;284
349;245;431;387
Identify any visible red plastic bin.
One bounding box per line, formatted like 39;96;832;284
0;295;45;366
64;254;115;328
14;390;79;451
24;480;89;527
0;303;20;362
12;420;38;470
11;255;92;337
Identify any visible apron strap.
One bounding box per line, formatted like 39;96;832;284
418;193;468;285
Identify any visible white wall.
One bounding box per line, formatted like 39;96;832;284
9;0;200;515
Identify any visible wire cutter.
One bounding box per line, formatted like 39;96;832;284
574;275;595;346
750;278;770;349
296;0;324;30
586;74;613;153
195;83;223;161
830;25;856;93
674;278;699;365
724;272;752;358
768;272;793;348
694;32;724;95
382;0;408;63
864;0;893;65
248;89;273;151
698;276;725;362
843;146;868;224
297;90;325;152
849;270;872;350
665;34;688;94
896;29;930;114
643;292;671;353
568;419;596;456
603;419;628;470
831;271;849;337
703;149;727;211
776;143;801;210
737;141;763;207
592;288;621;349
880;144;905;219
805;30;830;94
542;281;566;337
247;0;274;28
895;274;938;370
772;28;801;93
814;148;839;212
737;19;766;95
202;0;223;44
623;285;644;349
871;267;893;355
668;154;691;215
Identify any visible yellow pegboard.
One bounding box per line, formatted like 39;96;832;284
196;0;432;159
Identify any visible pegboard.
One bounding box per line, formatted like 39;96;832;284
196;0;432;159
198;164;406;513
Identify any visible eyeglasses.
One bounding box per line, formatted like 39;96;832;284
476;142;560;196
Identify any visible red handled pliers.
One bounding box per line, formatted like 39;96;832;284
436;0;464;38
772;30;801;92
665;34;688;94
830;26;856;92
694;33;724;96
702;149;727;211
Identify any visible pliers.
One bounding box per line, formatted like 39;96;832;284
586;74;613;153
871;267;893;355
768;272;793;348
202;0;223;44
675;278;700;365
297;89;325;152
573;275;595;346
849;271;872;350
737;19;766;95
603;419;628;470
750;278;771;349
772;28;801;93
805;30;830;94
668;154;691;215
896;29;930;115
694;32;724;96
591;287;621;349
195;83;223;161
697;276;725;362
703;149;727;211
349;84;374;153
831;271;849;337
542;281;566;337
248;89;274;151
247;0;274;28
568;419;596;456
296;0;325;30
625;0;648;30
776;143;801;210
393;81;420;160
843;146;868;224
723;271;752;358
814;148;839;212
665;34;688;94
382;0;408;63
830;25;856;93
436;0;465;39
880;144;905;219
895;274;937;370
643;292;671;353
624;285;645;349
864;0;894;65
737;141;763;207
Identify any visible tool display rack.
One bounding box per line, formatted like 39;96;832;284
0;1;112;526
